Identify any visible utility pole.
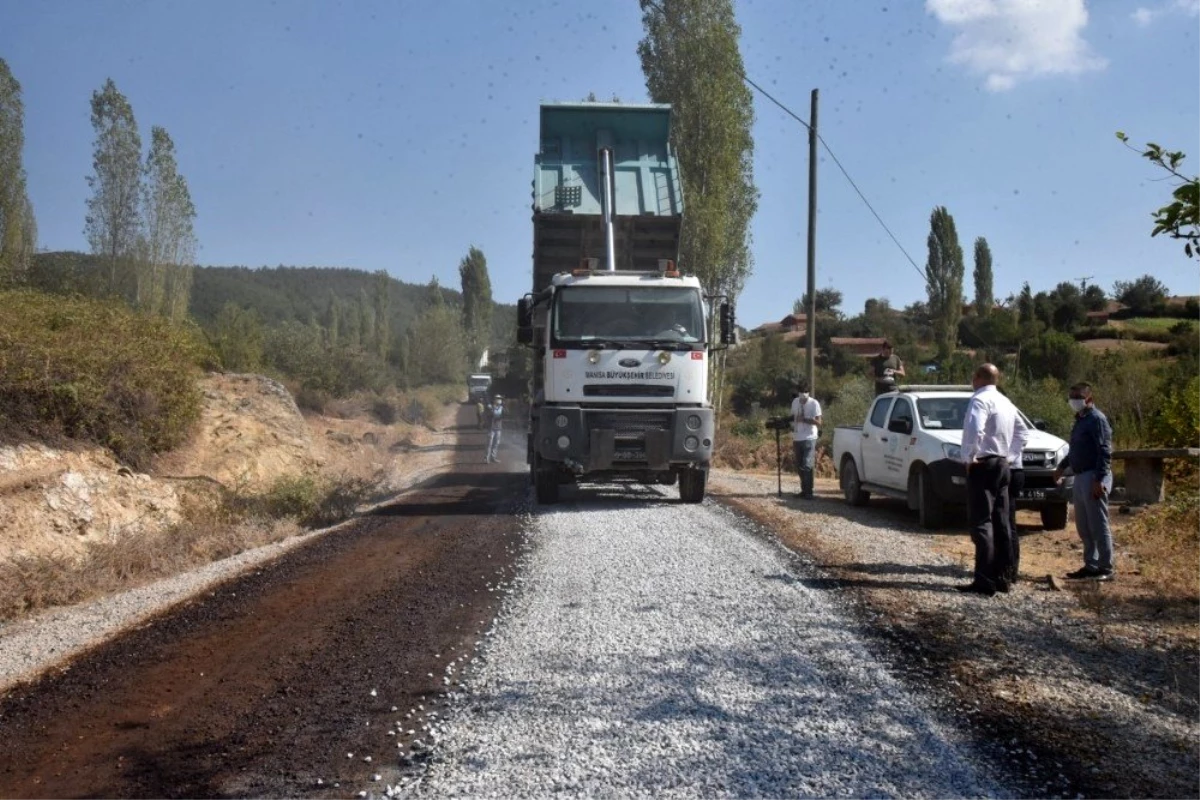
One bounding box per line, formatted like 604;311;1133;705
805;89;818;390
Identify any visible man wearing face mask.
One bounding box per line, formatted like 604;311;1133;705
790;379;822;499
1056;383;1114;581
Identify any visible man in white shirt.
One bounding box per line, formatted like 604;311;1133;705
958;364;1028;595
790;379;822;499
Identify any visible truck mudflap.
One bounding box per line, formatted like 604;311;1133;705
926;459;1074;505
534;406;713;471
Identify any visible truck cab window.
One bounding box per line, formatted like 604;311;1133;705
552;286;705;344
889;398;913;428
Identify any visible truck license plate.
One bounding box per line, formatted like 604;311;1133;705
1020;489;1046;500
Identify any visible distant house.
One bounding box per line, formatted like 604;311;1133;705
1086;301;1127;325
829;337;887;357
751;312;808;339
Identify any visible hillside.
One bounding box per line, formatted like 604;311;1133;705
28;251;517;344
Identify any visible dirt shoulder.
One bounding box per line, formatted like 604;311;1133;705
710;470;1199;800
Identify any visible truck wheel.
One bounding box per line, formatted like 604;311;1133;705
1040;503;1068;530
533;453;558;505
918;467;945;529
840;458;870;506
679;468;707;503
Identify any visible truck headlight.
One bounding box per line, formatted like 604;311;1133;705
557;435;571;450
684;435;699;451
686;414;702;430
658;351;671;365
587;350;601;364
1054;444;1069;470
555;415;568;428
942;443;962;461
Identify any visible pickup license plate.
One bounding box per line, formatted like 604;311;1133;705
1019;489;1046;500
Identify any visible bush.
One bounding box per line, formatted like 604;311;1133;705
1003;377;1074;439
0;290;206;467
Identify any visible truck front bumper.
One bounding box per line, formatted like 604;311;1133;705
927;461;1073;506
533;406;713;471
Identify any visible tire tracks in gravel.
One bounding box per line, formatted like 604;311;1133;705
0;406;528;799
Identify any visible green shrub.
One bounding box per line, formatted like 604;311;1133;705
0;289;206;466
1003;377;1075;439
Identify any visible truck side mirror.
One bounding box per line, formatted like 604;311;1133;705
887;418;912;435
1032;418;1048;431
517;297;533;345
719;302;736;345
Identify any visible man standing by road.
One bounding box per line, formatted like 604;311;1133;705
790;379;822;499
869;341;906;396
1057;383;1115;581
485;395;505;464
959;364;1026;595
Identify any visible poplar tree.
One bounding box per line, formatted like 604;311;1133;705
972;237;993;317
638;0;758;301
86;79;142;298
0;58;35;285
139;125;197;319
458;246;493;365
925;206;964;361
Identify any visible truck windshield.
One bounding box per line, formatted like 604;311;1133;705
917;396;1037;431
552;286;706;344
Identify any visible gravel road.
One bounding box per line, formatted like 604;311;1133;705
421;485;1002;798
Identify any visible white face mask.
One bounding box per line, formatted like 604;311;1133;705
798;393;809;403
1068;398;1087;413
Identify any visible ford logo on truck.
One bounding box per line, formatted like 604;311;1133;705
618;358;640;368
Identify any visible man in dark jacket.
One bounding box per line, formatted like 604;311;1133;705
1056;382;1114;581
868;341;905;396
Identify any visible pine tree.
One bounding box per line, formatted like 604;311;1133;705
972;237;993;317
925;206;965;361
373;270;391;361
85;79;142;299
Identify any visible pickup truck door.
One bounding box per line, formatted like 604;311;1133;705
860;397;894;483
878;397;916;486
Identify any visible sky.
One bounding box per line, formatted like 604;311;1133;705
2;0;1198;329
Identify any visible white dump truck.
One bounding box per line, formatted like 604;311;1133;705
516;103;735;504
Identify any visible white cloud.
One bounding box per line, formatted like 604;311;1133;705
1131;0;1200;26
927;0;1107;91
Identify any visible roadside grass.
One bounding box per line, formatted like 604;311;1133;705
0;472;381;623
1123;489;1200;603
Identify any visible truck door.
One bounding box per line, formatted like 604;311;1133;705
880;397;916;485
861;396;894;483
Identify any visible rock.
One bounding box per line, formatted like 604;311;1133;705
117;466;134;478
1047;575;1065;592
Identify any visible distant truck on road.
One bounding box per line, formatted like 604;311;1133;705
516;103;735;505
467;373;492;402
832;385;1072;529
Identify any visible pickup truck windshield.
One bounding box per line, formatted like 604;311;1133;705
917;396;1036;431
552;286;706;344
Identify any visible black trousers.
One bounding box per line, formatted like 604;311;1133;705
1007;468;1024;580
967;457;1011;586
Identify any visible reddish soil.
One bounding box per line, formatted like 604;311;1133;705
0;407;524;798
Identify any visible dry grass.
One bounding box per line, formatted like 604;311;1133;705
713;433;835;477
1123;491;1200;602
0;472;382;623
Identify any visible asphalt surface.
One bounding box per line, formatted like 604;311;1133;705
0;406;524;798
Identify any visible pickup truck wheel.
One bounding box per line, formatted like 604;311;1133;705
1040;503;1068;530
840;458;870;506
918;468;945;529
679;468;707;503
533;453;559;505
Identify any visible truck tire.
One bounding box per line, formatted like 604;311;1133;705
679;468;707;503
918;467;945;529
1040;503;1068;530
533;453;559;505
840;458;870;506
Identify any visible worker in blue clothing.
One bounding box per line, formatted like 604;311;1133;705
1055;382;1115;582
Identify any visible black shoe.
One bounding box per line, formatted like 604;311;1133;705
1092;570;1114;583
1065;566;1100;580
956;581;996;596
993;577;1011;593
800;492;815;499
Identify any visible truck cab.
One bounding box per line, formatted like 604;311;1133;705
832;386;1073;529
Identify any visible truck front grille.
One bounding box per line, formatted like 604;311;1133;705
583;384;675;398
587;411;672;436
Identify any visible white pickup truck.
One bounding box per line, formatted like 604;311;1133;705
832;386;1072;529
